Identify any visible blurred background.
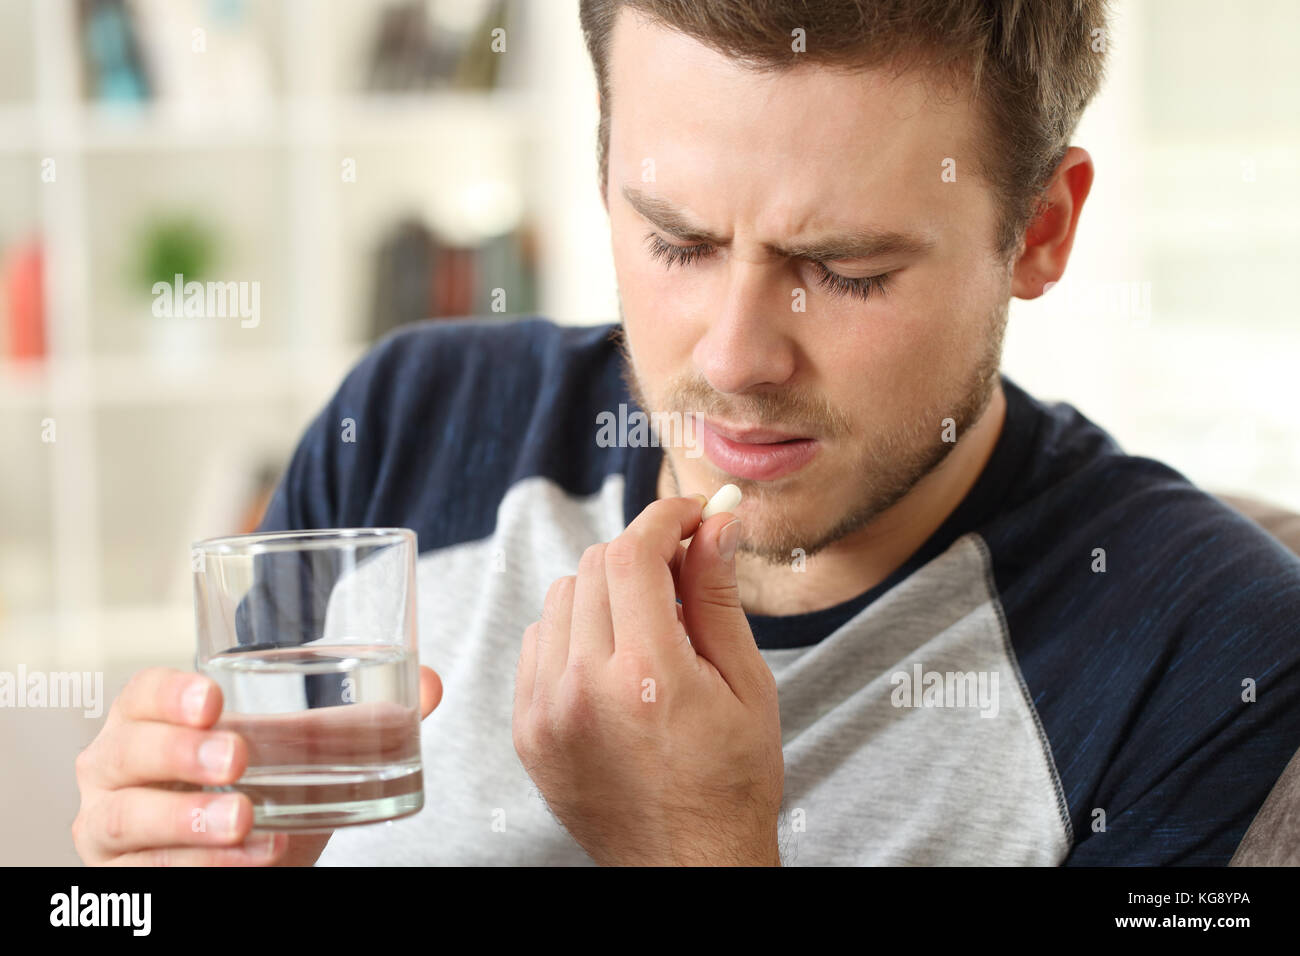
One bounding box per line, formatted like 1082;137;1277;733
0;0;1296;863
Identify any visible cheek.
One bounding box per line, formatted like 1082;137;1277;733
611;224;698;383
806;277;995;425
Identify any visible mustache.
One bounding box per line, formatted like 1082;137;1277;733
612;326;852;439
660;379;852;438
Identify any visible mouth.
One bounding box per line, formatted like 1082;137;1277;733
699;418;820;481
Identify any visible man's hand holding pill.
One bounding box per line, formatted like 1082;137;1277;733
512;486;784;866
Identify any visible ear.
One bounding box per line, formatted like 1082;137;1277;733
1010;146;1094;299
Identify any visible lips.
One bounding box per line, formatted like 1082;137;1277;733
699;419;819;481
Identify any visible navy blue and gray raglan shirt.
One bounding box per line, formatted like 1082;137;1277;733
254;316;1300;866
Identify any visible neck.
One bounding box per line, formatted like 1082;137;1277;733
659;382;1007;616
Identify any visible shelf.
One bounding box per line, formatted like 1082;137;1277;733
333;89;537;142
0;90;537;153
0;0;592;675
0;346;367;408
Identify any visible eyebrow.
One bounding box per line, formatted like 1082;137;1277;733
621;184;934;262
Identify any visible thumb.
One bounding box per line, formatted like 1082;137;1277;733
678;514;762;699
418;665;443;720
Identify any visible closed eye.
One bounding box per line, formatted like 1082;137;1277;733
643;231;715;269
642;231;891;302
810;262;891;302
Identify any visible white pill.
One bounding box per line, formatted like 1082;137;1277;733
701;483;742;520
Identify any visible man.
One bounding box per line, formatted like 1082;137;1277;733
73;0;1300;866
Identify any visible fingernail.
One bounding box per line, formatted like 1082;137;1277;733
182;681;210;722
690;493;708;509
718;518;742;563
198;735;234;775
210;794;242;837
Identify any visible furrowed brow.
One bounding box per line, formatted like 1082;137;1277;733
622;184;933;262
623;185;727;244
770;230;935;262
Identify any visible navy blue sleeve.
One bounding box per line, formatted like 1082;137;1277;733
240;320;483;701
976;388;1300;866
241;317;630;707
256;317;519;538
1055;512;1300;863
1049;494;1300;865
256;316;628;544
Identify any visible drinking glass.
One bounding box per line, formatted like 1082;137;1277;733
192;528;423;831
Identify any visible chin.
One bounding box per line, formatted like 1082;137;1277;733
732;497;839;565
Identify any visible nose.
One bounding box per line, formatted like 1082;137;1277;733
692;257;798;395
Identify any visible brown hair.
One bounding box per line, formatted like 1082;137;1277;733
579;0;1110;259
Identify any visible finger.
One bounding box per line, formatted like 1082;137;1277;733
605;496;705;658
83;722;247;792
680;514;768;703
79;789;257;860
536;575;576;692
418;666;443;720
107;832;289;867
114;668;223;729
569;543;615;665
668;543;689;634
215;704;416;763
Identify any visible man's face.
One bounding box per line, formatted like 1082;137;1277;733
605;10;1012;564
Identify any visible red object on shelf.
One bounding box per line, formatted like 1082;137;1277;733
5;238;45;360
432;244;476;318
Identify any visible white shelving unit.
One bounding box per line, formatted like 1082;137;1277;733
0;0;612;669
